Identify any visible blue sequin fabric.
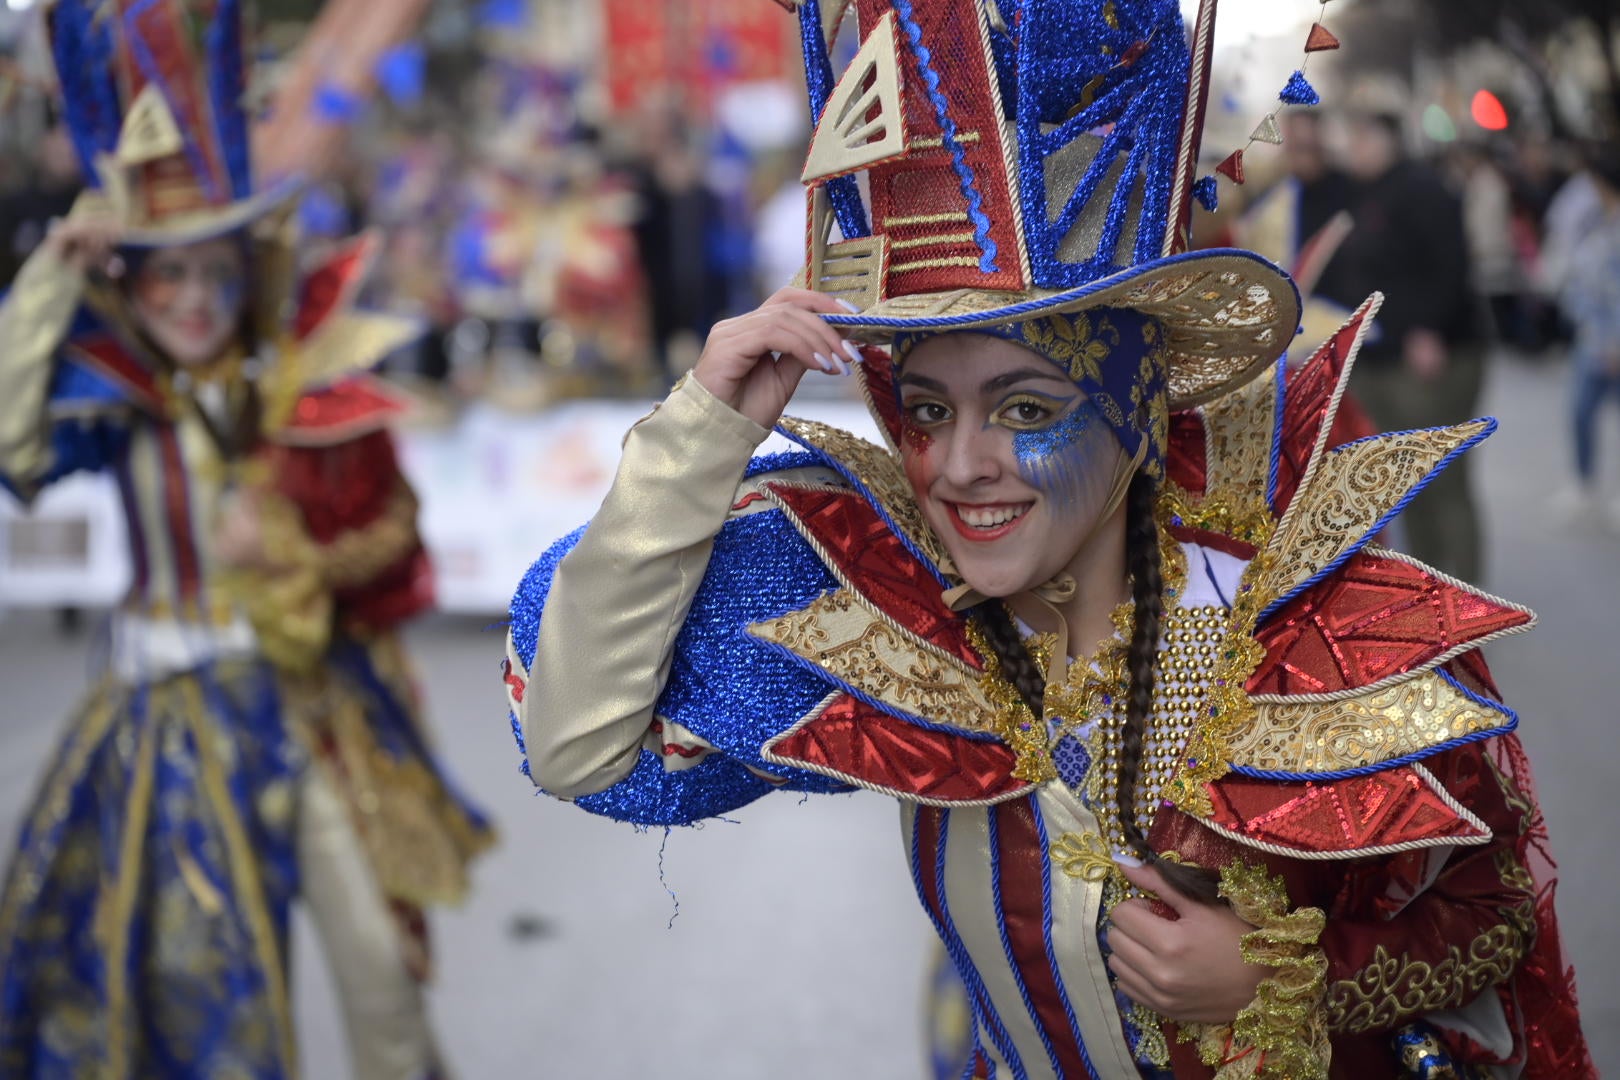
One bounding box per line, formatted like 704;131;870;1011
509;454;858;827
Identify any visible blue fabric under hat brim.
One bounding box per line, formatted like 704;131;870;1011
823;247;1300;410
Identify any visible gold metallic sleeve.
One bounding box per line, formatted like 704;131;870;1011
0;247;86;499
523;374;769;796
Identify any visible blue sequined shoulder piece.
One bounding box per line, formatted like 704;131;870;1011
509;451;856;826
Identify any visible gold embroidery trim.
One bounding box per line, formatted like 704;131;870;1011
1051;829;1119;884
1231;672;1513;773
1260;421;1493;604
1199;359;1280;505
750;589;998;730
1180;861;1330;1079
1324;848;1535;1035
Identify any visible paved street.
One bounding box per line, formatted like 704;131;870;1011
1;352;1616;1077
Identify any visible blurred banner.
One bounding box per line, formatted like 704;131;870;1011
602;0;793;114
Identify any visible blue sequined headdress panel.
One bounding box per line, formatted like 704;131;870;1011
893;307;1170;479
1003;0;1190;288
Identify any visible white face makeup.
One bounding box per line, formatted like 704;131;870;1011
128;237;247;369
898;333;1125;600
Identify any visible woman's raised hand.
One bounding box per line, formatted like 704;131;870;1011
692;287;865;430
42;213;124;278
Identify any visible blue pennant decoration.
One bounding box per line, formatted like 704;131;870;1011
1280;70;1320;107
375;43;426;106
312;82;365;123
1192;174;1218;212
478;0;527;29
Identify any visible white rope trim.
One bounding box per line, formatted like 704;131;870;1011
1162;0;1218;257
972;0;1033;286
760;692;1037;808
854;361;904;456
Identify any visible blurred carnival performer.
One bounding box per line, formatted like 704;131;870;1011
504;1;1591;1076
1331;107;1486;583
0;1;491;1076
1553;151;1620;528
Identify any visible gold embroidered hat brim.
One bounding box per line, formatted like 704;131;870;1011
824;247;1301;410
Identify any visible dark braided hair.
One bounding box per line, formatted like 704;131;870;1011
976;600;1045;717
1118;471;1220;903
973;471;1221;903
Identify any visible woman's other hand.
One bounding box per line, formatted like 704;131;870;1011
213;489;274;571
1105;860;1273;1024
41;214;124;278
692;287;864;430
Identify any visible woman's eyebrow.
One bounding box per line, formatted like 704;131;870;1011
897;372;949;393
980;368;1073;394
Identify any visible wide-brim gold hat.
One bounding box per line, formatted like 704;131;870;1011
822;246;1299;411
783;0;1301;409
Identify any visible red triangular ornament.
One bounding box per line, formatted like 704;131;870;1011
1305;24;1340;52
1216;149;1246;184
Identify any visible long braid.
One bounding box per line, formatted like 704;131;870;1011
1119;472;1221;903
976;600;1045;716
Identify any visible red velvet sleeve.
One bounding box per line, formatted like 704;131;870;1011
1318;738;1536;1041
270;428;434;631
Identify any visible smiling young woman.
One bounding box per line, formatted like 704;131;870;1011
502;0;1591;1076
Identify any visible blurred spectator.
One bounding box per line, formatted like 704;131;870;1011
0;119;80;288
1450;142;1531;351
1326;110;1485;583
1536;145;1606;322
1234;110;1356;350
625;104;728;374
1551;152;1620;529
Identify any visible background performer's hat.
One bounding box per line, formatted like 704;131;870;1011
786;0;1301;408
45;0;299;247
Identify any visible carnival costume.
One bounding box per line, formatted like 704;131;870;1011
504;0;1590;1075
0;1;491;1075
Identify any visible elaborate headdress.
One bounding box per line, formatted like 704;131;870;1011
787;0;1301;408
46;0;298;246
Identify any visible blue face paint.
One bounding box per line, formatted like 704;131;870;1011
1012;397;1115;516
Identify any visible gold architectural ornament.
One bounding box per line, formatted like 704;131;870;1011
801;11;908;183
114;85;186;167
808;186;889;311
1230;673;1514;774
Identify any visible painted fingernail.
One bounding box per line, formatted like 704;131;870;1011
812;352;836;372
1110;851;1144;868
842;340;864;366
835;298;861;313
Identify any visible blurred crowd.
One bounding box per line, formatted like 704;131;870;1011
3;6;1619;569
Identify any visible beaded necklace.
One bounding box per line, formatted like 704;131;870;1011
972;530;1195;858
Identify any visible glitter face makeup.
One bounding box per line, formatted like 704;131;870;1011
1011;396;1116;516
128;237;247;369
897;333;1126;600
